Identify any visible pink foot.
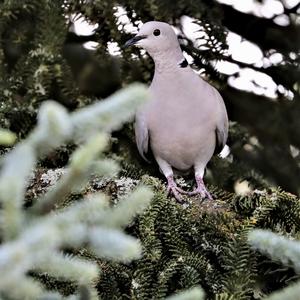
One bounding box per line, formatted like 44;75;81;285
188;176;213;200
166;175;187;202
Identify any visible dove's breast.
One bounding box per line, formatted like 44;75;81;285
145;70;219;171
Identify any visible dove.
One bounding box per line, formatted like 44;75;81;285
125;21;228;201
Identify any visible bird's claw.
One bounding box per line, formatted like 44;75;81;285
166;176;187;202
167;186;183;203
166;175;213;202
188;176;213;200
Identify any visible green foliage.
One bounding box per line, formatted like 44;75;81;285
0;0;299;299
0;84;152;300
72;173;298;299
248;228;300;299
7;155;298;299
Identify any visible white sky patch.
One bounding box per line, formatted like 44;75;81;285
107;41;122;56
181;16;210;50
269;52;284;65
260;0;284;18
278;84;294;100
114;6;141;34
229;68;278;98
84;41;99;50
72;14;98;36
214;61;240;75
231;0;257;13
227;32;263;64
228;75;256;93
252;70;278;90
261;52;283;68
216;0;298;18
181;16;204;40
274;14;290;26
281;0;300;8
183;51;194;64
71;14;100;50
290;52;297;59
182;25;264;68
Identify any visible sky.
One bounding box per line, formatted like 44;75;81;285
73;0;299;100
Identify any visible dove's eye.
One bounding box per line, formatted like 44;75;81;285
153;29;161;36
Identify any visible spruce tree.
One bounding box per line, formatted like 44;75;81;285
0;1;299;299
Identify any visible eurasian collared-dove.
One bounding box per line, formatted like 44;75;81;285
125;21;228;201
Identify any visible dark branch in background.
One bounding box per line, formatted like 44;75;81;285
222;86;300;194
65;31;98;44
283;2;300;14
181;41;299;95
220;3;300;54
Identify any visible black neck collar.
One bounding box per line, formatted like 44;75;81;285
178;58;188;68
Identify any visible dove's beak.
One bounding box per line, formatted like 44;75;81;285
124;35;146;48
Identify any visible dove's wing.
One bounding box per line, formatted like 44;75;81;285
214;90;229;154
215;125;227;154
135;110;150;162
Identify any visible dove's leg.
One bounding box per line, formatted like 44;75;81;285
155;156;186;202
188;166;213;200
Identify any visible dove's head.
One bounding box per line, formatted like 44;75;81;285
124;21;181;56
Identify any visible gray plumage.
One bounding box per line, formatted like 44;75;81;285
125;21;228;200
